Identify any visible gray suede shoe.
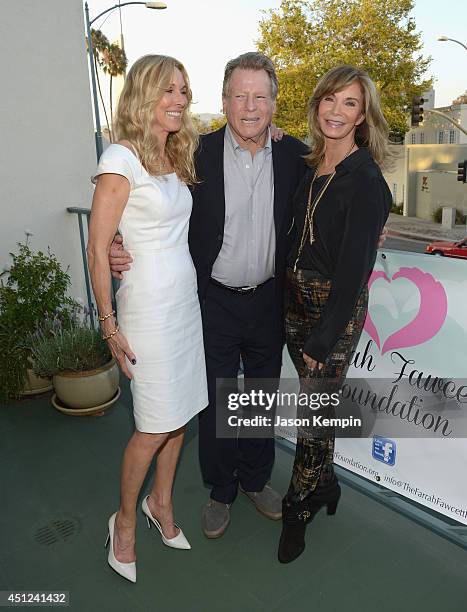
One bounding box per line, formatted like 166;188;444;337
240;484;282;520
202;499;231;539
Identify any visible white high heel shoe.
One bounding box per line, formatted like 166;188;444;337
105;513;137;583
142;496;191;550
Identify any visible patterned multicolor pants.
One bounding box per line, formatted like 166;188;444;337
285;268;368;502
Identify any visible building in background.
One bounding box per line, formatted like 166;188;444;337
405;90;467;145
381;89;467;221
384;144;467;220
1;0;95;304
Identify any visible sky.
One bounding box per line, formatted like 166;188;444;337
86;0;466;114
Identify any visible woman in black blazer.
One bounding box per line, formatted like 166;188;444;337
278;65;392;563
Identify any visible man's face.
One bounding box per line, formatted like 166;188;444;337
222;68;276;148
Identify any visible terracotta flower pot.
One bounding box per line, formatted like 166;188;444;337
52;359;119;409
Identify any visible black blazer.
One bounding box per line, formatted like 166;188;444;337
188;126;309;305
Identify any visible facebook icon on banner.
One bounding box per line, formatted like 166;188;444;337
372;437;396;466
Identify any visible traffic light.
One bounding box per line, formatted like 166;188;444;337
457;160;467;183
411;96;424;127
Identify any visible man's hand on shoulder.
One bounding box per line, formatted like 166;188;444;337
270;123;285;142
109;234;132;280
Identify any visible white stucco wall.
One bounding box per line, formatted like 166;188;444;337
0;0;96;304
407;144;467;218
383;145;407;206
414;171;467;220
381;144;467;219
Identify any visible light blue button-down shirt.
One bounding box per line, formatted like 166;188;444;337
211;124;275;287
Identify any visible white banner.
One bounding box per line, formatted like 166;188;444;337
336;249;467;524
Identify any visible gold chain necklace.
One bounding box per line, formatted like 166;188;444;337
293;143;356;272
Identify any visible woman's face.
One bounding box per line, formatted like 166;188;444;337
317;81;365;143
151;67;188;142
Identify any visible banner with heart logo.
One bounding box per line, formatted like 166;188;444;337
336;249;467;524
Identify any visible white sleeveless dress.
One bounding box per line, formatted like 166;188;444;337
93;144;208;433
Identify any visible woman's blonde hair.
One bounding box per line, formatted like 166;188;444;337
305;65;391;170
113;54;198;185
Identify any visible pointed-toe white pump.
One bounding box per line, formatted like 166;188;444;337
105;513;137;583
142;496;191;550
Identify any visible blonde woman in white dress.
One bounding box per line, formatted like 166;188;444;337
87;55;208;583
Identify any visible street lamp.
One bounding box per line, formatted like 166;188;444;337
85;2;167;161
437;35;467;52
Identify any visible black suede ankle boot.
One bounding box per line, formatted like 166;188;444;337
277;498;312;564
277;478;341;564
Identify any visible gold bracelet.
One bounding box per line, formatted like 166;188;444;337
102;325;119;341
98;310;115;322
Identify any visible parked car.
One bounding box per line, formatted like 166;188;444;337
425;238;467;259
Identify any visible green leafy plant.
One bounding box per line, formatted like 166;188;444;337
30;316;111;379
390;203;403;215
0;319;27;403
0;241;78;401
432;207;467;224
432;207;442;223
257;0;432;140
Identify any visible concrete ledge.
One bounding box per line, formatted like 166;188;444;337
387;229;438;242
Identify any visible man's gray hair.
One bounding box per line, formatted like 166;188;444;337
222;52;279;100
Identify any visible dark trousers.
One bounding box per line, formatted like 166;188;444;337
285;268;368;502
198;278;283;504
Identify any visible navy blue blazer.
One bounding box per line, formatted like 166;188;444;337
188;126;309;306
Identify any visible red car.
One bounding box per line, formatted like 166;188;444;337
425;238;467;259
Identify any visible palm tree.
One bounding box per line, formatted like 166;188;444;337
90;29;112;139
102;43;128;137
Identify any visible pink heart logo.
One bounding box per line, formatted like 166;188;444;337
364;267;448;354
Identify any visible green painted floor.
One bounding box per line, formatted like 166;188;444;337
1;381;467;612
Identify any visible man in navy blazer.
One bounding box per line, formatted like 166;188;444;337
190;53;308;538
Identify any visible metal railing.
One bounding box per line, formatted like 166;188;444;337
67;207;119;329
67;207;95;327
